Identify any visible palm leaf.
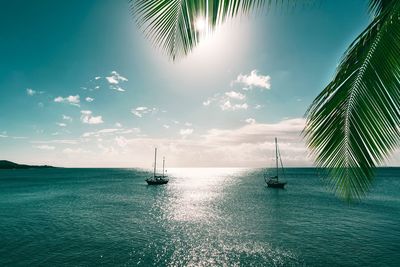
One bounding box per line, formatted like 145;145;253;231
130;0;304;60
368;0;393;16
304;0;400;201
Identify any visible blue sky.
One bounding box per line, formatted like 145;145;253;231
2;0;394;167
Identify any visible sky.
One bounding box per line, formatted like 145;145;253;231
2;0;397;168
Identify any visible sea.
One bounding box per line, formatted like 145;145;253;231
0;168;399;266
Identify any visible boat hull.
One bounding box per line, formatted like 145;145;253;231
146;178;169;185
266;180;286;189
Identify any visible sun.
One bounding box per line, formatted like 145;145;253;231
194;17;207;33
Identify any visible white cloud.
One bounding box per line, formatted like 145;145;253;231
83;128;118;137
220;100;232;110
12;136;27;140
234;70;271;90
105;77;117;84
54;95;80;107
204;92;248;111
85;97;94;102
185;122;193;127
254;104;263;109
245;118;256;124
34;145;55;150
202;94;219;107
120;128;141;134
94;76;101;80
115;122;122;128
97;144;118;156
236;103;249;110
62;115;72;122
26;88;36;96
163;124;170;129
26;88;44;96
131;111;142;117
220;100;248;111
110;85;125;92
131;106;158;118
115;136;128;147
203;99;211;106
97;128;120;134
225;91;246;100
0;132;27;139
80;110;104;124
106;71;127;84
82;128;140;138
204;118;305;145
31;139;77;145
56;122;67;127
180;128;194;136
193;118;309;166
105;71;128;92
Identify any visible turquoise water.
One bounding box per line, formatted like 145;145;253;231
0;168;399;266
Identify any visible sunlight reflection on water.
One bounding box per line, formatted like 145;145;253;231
162;168;247;222
148;168;301;266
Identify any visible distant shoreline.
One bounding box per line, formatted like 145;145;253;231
0;160;57;170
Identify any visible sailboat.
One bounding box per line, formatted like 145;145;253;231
145;148;169;185
265;137;287;189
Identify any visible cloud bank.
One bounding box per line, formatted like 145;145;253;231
40;118;311;168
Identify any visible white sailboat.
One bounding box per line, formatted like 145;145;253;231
265;137;287;189
145;148;169;185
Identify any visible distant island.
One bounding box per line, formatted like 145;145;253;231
0;160;56;169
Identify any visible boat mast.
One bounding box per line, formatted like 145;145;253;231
153;147;157;179
162;156;165;178
275;137;279;180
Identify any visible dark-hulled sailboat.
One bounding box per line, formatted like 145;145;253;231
146;148;169;185
265;137;287;189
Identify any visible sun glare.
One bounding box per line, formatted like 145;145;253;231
194;17;207;33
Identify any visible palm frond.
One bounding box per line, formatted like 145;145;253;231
130;0;304;60
304;0;400;201
368;0;392;16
